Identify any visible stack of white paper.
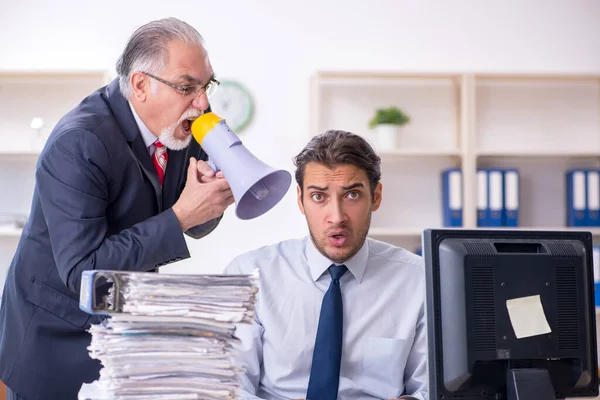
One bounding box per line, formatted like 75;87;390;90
80;271;258;400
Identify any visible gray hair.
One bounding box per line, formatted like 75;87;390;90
116;17;205;97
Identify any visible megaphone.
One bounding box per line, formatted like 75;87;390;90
191;112;292;220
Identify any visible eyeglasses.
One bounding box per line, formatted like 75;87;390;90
142;72;220;98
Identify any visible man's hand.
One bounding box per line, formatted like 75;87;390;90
196;159;226;183
172;157;234;231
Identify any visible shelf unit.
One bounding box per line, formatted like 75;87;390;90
309;71;600;251
0;70;112;153
0;70;111;293
0;226;23;237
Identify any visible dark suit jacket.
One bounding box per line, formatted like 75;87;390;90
0;78;222;399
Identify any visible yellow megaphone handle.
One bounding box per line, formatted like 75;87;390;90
191;112;222;144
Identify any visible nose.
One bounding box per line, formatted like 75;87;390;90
191;91;209;111
328;198;347;225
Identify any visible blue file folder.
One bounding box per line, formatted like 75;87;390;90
442;168;462;227
477;169;489;226
487;169;503;226
503;169;519;227
566;169;587;227
587;169;600;226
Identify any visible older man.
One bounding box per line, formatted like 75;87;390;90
0;18;234;400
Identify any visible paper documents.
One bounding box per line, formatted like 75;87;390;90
78;270;259;400
506;294;552;339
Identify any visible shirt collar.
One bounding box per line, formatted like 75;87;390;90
304;236;369;284
128;101;158;149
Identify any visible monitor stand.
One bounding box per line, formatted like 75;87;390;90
507;368;556;400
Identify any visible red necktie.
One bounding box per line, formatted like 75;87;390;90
152;140;168;186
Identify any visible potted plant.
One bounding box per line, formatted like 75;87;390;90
368;106;411;149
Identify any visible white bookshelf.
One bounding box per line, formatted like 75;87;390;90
0;226;23;237
309;71;600;252
0;70;111;291
378;149;461;158
0;70;111;153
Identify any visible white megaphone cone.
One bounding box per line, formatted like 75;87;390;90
191;112;292;220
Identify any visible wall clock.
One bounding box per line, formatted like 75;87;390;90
209;79;254;133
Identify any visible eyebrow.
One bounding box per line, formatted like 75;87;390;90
342;183;365;190
306;183;365;191
179;73;215;86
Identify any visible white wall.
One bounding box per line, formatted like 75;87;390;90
1;0;599;274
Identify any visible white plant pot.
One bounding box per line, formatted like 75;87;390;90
374;124;401;150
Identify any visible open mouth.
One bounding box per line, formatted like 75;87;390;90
182;117;196;134
328;231;348;246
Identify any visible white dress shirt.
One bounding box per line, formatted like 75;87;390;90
128;101;158;156
224;236;428;400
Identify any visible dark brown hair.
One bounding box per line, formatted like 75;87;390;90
293;130;381;197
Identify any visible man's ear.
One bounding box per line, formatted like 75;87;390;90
371;182;382;212
130;72;149;101
297;185;306;216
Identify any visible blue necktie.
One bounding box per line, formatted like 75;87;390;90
306;264;348;400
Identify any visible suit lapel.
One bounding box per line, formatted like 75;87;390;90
103;79;162;211
132;135;163;210
162;147;186;210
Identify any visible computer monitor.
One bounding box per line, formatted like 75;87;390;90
423;228;599;400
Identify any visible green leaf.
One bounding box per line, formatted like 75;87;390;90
368;106;411;129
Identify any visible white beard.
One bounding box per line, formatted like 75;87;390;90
158;109;202;150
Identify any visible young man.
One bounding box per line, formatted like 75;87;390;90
0;18;235;400
225;130;427;400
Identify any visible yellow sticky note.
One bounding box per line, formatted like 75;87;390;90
506;294;551;339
